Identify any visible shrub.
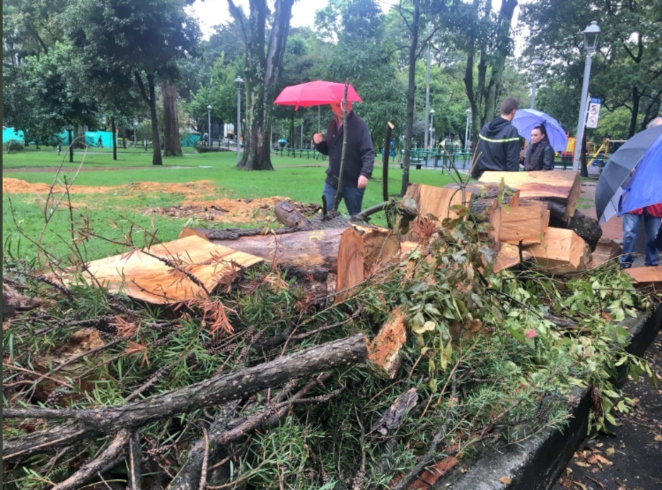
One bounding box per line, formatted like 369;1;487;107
6;140;24;153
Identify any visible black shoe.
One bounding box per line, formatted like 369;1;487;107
645;264;659;267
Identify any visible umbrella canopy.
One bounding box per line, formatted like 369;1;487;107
512;109;568;152
595;124;662;223
273;80;362;109
619;133;662;215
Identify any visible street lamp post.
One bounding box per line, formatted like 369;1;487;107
429;108;435;149
464;109;472;151
572;21;601;172
530;58;545;109
234;77;244;164
207;105;212;147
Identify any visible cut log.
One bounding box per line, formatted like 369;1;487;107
478;171;581;225
528;228;591;274
353;225;401;273
273;200;312;229
623;267;662;292
405;183;473;221
3;334;370;462
369;308;407;378
335;227;364;302
490;203;548;245
492;243;534;273
180;225;303;241
587;239;621;269
74;236;263;304
550;209;603;252
443;182;520;221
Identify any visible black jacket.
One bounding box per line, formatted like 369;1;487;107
523;140;555;171
314;111;375;188
471;116;521;179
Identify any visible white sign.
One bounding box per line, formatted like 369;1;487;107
586;97;601;129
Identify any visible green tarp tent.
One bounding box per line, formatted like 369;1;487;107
85;131;115;148
3;127;24;143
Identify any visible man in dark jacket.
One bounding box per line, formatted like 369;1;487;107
523;125;555;171
471;98;521;179
313;101;375;215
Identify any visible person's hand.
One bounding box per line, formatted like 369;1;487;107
313;133;324;145
357;175;369;189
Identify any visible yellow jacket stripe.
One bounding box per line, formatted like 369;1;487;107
478;134;520;143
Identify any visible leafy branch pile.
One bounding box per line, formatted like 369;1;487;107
2;201;657;490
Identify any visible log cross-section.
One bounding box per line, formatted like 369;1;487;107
3;335;369;462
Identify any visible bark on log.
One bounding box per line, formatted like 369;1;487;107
371;388;418;436
443;182;520;221
162;81;183;157
3;334;369;462
180;225;305;241
550;209;602;252
273;201;312;228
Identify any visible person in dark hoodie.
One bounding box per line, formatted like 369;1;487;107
471;98;520;179
313;100;375;216
523;125;555;171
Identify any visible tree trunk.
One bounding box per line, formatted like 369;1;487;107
229;0;295;171
147;73;163;165
580;130;588;178
162;81;182;157
628;86;641;138
400;0;420;196
111;116;117;161
68;129;73;163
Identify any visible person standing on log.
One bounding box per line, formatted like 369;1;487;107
313;100;375;216
523;125;555;171
471;98;521;179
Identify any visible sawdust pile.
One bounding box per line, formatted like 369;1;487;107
146;197;316;225
2;178;115;195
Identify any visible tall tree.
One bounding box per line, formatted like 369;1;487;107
228;0;296;171
162;81;183;156
69;0;199;165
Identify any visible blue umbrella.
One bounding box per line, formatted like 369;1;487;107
512;109;568;152
619;133;662;215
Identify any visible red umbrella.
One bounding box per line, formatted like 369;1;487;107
273;80;362;109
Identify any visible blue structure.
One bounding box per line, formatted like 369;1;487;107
3;127;25;143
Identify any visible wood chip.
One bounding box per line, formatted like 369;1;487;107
499;476;512;485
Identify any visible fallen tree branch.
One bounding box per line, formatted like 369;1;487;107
50;429;131;490
3;335;369;462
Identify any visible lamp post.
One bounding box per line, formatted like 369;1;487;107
464;109;472;151
207;105;212;147
429;108;435;149
234;76;243;164
573;21;601;172
530;58;545;109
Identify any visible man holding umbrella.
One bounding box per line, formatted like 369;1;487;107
313;100;375;216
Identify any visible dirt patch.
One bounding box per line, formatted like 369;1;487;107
2;178;219;199
2;178;116;195
146;198;320;225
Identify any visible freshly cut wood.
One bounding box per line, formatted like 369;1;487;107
353;225;401;273
587;239;621;268
3;334;370;462
528;228;591;273
399;241;420;256
273;200;312;229
550;209;603;251
492;243;534;273
369;308;407;378
443;182;520;220
478;171;581;224
76;236;263;304
405;183;473;221
623;267;662;291
490;203;548;245
335;227;364;302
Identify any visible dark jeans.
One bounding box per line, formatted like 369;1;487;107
323;182;365;216
621;212;661;267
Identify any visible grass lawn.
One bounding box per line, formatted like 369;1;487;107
3;149;457;263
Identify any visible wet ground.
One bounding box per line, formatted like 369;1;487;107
555;333;662;490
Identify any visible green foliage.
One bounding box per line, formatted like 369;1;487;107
6;140;25;153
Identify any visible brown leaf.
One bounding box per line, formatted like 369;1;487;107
587;454;612;465
605;447;615;456
574;461;590;468
499;476;512;485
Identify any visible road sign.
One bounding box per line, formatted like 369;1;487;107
586;97;602;129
